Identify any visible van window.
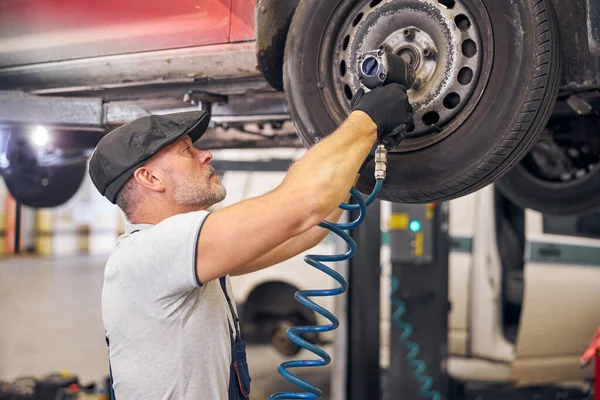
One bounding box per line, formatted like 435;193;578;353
543;213;600;239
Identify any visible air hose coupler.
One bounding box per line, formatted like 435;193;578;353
375;144;387;180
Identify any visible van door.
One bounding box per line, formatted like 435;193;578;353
468;186;515;364
509;209;600;385
447;190;478;357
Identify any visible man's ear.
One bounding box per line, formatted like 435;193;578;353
133;166;166;194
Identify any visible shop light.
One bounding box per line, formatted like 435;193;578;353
32;126;49;147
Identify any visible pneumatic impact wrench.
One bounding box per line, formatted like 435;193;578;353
358;48;416;90
356;48;416;180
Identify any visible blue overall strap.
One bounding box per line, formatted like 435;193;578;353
219;276;241;341
219;277;251;399
105;335;117;399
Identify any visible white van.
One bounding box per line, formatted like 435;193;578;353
211;149;600;387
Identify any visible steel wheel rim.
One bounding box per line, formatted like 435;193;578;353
319;0;492;152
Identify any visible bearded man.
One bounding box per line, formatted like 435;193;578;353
88;83;412;399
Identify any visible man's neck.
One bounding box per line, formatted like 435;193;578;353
128;203;210;225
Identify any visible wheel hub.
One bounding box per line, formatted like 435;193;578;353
397;46;420;69
334;0;484;149
524;122;600;183
387;26;439;89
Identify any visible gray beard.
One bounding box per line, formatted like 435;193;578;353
173;180;227;207
167;167;227;207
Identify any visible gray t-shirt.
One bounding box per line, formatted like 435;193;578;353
102;210;237;399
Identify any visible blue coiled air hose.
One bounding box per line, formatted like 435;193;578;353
268;178;382;400
269;144;437;400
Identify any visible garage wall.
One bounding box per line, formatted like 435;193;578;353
37;171;122;258
20;206;36;252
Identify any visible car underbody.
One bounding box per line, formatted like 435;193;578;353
1;0;600;211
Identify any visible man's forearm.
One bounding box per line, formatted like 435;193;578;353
231;178;355;276
277;203;345;257
230;204;345;276
280;111;377;222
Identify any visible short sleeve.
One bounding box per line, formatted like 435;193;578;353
118;210;211;299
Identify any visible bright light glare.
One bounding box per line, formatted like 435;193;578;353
32;126;49;147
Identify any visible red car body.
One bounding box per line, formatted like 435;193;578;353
0;0;257;66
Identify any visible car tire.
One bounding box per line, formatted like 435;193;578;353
283;0;561;203
1;133;87;208
497;166;600;216
3;162;87;208
496;115;600;216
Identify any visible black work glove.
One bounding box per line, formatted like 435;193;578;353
351;83;415;153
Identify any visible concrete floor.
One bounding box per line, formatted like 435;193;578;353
0;255;330;399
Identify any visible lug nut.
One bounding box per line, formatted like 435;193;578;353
403;29;415;40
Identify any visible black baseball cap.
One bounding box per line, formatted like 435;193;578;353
89;110;210;204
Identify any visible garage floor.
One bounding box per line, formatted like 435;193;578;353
0;255;331;399
1;256;592;400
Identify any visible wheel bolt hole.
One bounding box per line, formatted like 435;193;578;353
438;0;455;9
370;0;383;7
344;85;353;101
340;60;347;77
443;92;461;109
342;35;350;51
462;39;477;58
458;67;473;85
422;111;440;125
353;12;364;27
455;14;471;31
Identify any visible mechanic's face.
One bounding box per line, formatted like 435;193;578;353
158;136;226;208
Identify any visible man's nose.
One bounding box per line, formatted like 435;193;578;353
196;148;213;164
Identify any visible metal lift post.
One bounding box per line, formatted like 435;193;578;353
346;200;382;400
387;202;450;399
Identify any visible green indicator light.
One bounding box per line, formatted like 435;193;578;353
409;220;421;232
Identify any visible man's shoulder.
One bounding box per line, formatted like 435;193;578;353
112;210;211;256
106;210;210;267
122;210;211;238
155;210;211;229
